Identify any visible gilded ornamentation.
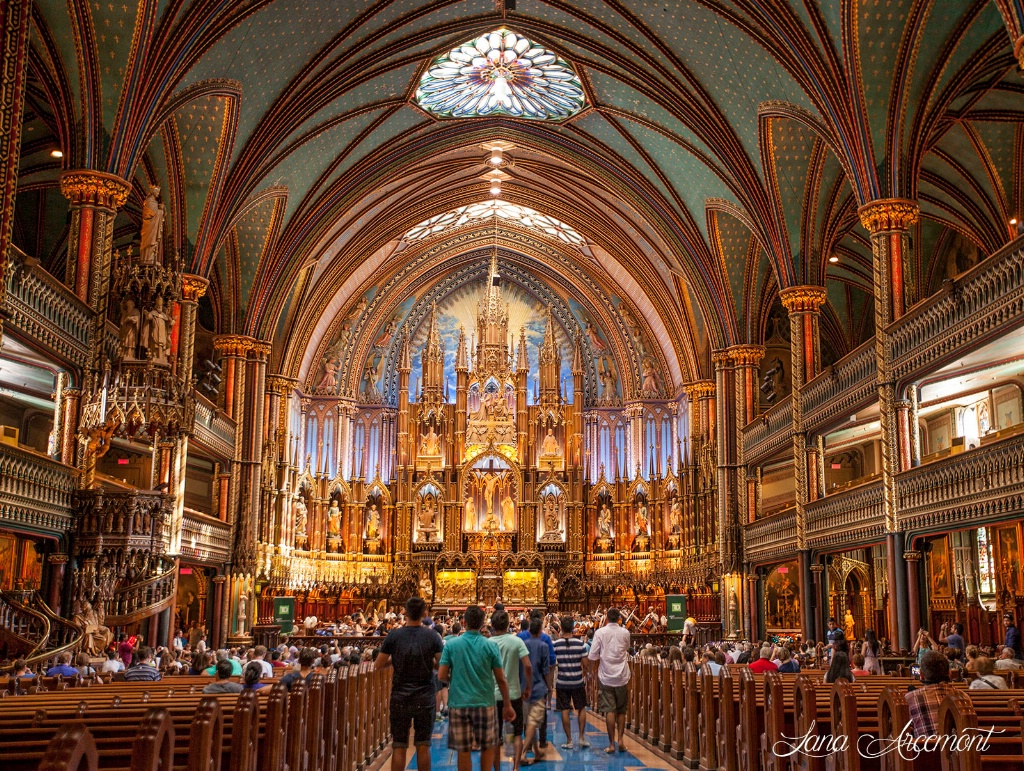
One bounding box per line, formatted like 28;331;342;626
857;199;920;234
779;285;828;314
181;274;209;302
214;335;255;358
58;171;131;209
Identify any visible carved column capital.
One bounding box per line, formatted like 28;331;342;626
809;563;825;574
779;285;828;315
267;374;298;394
684;380;716;401
250;340;273;361
48;553;69;566
59;170;131;209
857;198;920;234
903;551;922;563
727;344;765;368
181;274;209;303
213;335;255;358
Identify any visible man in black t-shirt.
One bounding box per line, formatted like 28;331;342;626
376;596;443;771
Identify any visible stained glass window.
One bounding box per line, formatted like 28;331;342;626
404;200;584;246
416;29;586;121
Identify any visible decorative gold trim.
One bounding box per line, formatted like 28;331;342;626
857;198;920;234
250;340;273;360
683;380;716;400
266;374;299;394
726;344;765;367
58;170;131;208
48;553;69;565
902;551;922;562
213;334;255;358
1015;35;1024;73
779;285;828;314
181;274;209;302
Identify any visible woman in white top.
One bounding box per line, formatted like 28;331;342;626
969;656;1008;689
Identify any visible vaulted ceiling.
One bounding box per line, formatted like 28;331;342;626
13;0;1024;396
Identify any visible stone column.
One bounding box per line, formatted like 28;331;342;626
0;0;32;347
779;284;827;641
177;276;208;378
60;388;81;466
211;575;226;648
234;341;270;574
214;335;252;531
904;550;922;636
809;562;825;643
47;553;68;615
859;199;919;652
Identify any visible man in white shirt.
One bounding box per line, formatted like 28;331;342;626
252;645;274;677
995;646;1023;670
99;649;124;674
587;607;632;754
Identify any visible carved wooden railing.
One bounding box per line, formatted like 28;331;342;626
804;479;885;551
743;508;796;562
4;245;92;368
192;392;236;459
104;568;178;626
0;442;78;533
742;238;1024;464
896;430;1024;533
742;395;793;462
181;508;232;564
800;341;877;431
74;489;170;550
0;591;83;672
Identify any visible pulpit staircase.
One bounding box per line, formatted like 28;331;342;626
0;590;83;672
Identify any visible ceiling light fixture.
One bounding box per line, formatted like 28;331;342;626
1011;217;1019;226
490;148;503;166
50;149;63;158
829;255;839;263
490;185;502;196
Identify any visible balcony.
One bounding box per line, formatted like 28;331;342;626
0;442;77;533
742;395;793;463
192;392;236;459
181;508;233;564
4;246;92;369
805;479;885;551
896;429;1024;533
801;341;877;431
743;507;796;563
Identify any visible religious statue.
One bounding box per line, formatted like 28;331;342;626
843;609;856;640
464;497;476;531
420;426;440;455
670;497;682;533
315;358;340;392
139;185;164;266
501;494;515;531
365;504;381;540
74;600;113;656
419;576;433;603
327;499;341;536
294;497;308;536
728;588;739;633
118;299;141;359
483;473;500;516
544;497;560;534
547;573;559;602
636;500;650;537
142;295;171;366
598;504;613;537
599;359;617;401
541;427;561;456
237;593;248;635
640;357;660;398
373;317;400;348
585;321;607;352
418;497;437;538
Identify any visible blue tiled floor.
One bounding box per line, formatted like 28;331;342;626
407;711;673;771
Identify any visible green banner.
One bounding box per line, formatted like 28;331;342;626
665;594;687;631
273;596;295;627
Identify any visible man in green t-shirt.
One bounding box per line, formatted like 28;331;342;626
439;606;516;771
488;610;532;770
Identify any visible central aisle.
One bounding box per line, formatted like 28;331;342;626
403;710;678;771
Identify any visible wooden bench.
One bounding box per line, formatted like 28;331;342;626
938;690;1024;771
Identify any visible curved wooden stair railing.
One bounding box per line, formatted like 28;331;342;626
103;569;178;628
0;591;84;673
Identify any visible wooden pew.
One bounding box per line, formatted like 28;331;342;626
937;689;1024;771
716;665;741;771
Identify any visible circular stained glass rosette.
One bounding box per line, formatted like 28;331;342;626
416;29;586;121
405;201;584;246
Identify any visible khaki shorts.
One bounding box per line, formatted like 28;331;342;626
598;683;629;715
526;699;546;729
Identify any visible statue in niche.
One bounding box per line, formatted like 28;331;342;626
547;573;559;602
599;359;617;401
237;593;248;635
501;494;515;531
419;575;433;603
138;185;165;266
327;499;341;537
541;427;561;456
143;295;171;366
418;497;437;538
365;504;381;540
483;473;500;517
585;321;607;352
543;497;561;534
670;496;683;534
635;500;650;537
118;299;141;359
728;588;739;633
598;504;613;537
74;600;113;656
420;425;441;455
640;357;661;398
294;497;308;537
316;358;340;392
464;497;476;531
843;609;856;640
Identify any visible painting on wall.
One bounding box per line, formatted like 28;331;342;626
995;524;1023;594
764;561;801;630
993;386;1021;432
929;536;953;598
927;413;952;455
0;533;16;591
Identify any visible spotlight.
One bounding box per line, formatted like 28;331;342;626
490;148;503;166
828;255;839;263
490;183;501;196
50;149;63;158
1011;217;1019;226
